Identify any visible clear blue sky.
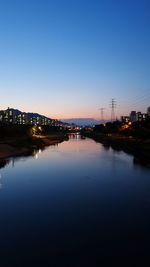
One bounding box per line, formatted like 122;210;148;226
0;0;150;119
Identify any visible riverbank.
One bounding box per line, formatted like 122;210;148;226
83;132;150;166
0;133;68;160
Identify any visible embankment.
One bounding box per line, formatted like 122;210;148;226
83;132;150;166
0;133;68;160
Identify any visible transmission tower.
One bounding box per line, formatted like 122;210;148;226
99;108;105;123
110;99;116;121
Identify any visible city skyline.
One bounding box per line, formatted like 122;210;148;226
0;0;150;119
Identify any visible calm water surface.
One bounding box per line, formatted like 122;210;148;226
0;136;150;266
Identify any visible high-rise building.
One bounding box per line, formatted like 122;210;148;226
0;107;58;126
130;111;137;122
121;116;130;123
137;112;148;121
137;112;142;121
147;107;150;117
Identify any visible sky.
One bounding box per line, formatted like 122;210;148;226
0;0;150;120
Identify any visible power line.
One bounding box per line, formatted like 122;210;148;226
117;92;150;117
120;92;150;110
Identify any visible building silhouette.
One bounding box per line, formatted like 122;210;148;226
0;107;59;126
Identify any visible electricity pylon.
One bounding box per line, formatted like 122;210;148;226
99;107;105;123
110;99;116;121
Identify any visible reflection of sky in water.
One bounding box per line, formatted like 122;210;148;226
0;137;150;265
0;137;149;190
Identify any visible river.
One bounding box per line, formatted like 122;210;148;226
0;135;150;266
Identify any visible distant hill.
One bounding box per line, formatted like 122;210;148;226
7;108;50;119
62;118;103;126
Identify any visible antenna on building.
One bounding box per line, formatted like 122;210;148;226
110;98;116;121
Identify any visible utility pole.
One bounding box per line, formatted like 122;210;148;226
110;99;116;121
99;108;105;123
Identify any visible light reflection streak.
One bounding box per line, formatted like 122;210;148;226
0;173;2;189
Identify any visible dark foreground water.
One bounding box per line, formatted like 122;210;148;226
0;136;150;266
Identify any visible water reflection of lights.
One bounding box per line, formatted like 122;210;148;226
34;149;42;159
68;133;84;140
0;173;2;189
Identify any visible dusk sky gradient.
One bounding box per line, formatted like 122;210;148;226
0;0;150;119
